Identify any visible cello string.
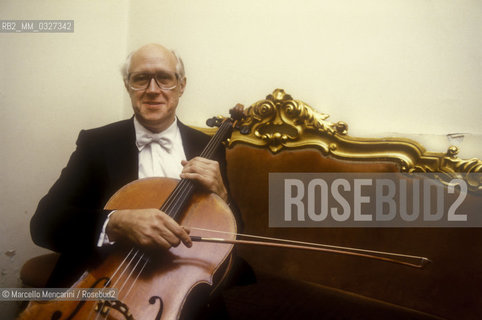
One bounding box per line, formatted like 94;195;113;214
164;120;232;221
200;120;230;158
108;250;141;290
89;249;139;320
116;252;147;301
123;257;151;301
189;227;430;262
165;119;230;216
99;249;151;315
93;250;149;318
163;119;228;214
101;248;135;288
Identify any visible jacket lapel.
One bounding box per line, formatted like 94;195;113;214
105;119;139;195
178;120;210;160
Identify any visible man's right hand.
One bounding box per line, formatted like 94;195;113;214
106;209;192;250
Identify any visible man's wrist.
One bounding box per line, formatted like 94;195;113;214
97;210;117;247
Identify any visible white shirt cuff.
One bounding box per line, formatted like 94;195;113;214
97;210;116;247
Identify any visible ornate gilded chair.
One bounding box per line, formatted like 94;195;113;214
213;89;481;320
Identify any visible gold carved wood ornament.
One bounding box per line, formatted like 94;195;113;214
207;89;481;193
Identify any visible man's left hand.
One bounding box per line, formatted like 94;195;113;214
180;157;228;202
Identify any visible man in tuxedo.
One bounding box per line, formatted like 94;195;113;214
30;43;237;289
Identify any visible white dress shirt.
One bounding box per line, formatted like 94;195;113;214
135;117;186;179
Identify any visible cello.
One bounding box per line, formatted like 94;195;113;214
19;108;243;320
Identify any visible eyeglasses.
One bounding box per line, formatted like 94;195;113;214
127;72;179;91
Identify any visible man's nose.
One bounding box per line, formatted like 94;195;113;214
146;78;161;93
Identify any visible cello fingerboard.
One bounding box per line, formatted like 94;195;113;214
161;119;233;221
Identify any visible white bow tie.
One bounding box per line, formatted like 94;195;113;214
136;133;173;152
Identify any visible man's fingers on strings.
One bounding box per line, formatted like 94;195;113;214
181;157;220;175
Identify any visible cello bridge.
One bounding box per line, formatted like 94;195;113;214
95;299;135;320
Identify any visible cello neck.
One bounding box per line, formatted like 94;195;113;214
161;119;234;221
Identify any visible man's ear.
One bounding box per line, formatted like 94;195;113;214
179;77;187;96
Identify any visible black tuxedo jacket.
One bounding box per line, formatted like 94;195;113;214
30;118;232;286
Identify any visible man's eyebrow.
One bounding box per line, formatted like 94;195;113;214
131;68;176;74
154;70;174;76
132;69;175;76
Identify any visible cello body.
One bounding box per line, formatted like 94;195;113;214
19;177;236;320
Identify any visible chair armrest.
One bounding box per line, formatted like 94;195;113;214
20;253;59;288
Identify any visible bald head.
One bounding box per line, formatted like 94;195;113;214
121;43;185;81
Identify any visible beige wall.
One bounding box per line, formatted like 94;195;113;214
0;0;129;316
127;0;481;158
1;0;480;317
